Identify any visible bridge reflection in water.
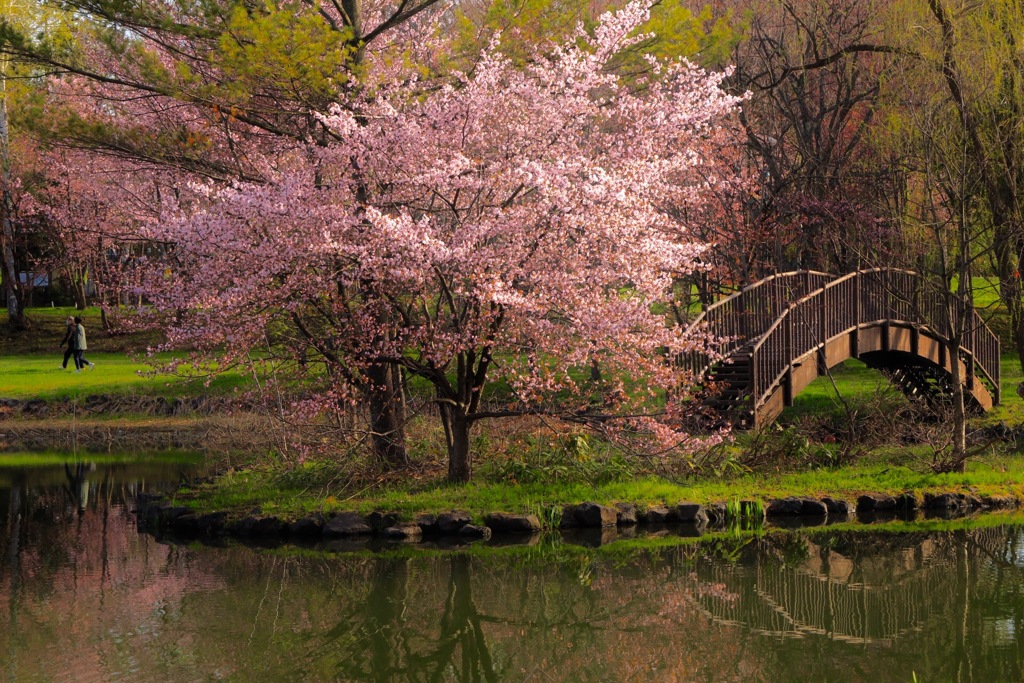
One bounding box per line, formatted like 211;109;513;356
693;534;952;644
685;269;1001;426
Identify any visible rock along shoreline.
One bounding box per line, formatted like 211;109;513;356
134;491;1023;551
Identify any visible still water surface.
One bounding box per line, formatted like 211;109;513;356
2;455;1024;682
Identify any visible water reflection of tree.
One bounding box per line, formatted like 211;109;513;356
305;548;749;682
3;471;23;681
693;527;1024;682
325;556;500;682
0;461;217;682
109;524;1024;681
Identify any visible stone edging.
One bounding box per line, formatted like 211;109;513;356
134;491;1022;548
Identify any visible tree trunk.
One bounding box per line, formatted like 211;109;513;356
948;352;967;472
440;403;472;483
72;273;87;310
365;361;408;469
989;207;1024;372
363;557;409;680
1004;242;1024;374
0;68;24;330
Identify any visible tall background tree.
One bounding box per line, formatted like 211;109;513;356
724;0;901;282
891;0;1024;371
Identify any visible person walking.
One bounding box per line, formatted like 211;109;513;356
59;316;79;370
73;316;95;372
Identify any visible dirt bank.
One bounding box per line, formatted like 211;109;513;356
0;414;286;453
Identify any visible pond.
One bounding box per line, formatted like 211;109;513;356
1;454;1023;682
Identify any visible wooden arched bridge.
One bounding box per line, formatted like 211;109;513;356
685;269;1001;427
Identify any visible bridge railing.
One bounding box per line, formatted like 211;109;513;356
751;269;1001;411
917;287;1001;394
682;270;833;376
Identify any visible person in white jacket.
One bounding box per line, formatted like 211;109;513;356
73;316;95;372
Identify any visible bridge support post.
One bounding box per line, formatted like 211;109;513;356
751;349;759;425
852;274;861;358
817;287;829;374
783;313;794;407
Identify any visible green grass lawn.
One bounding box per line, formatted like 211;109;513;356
0;352;251;400
0;449;204;468
784;351;1024;426
1;306;256;400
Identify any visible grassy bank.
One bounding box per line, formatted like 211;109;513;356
0;449;203;468
0;414;296;454
167;453;1024;523
0;306;161;355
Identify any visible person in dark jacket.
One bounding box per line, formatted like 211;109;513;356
73;316;95;371
59;316;79;370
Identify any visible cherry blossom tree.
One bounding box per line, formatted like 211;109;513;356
141;3;740;481
2;0;455;460
18;145;161;323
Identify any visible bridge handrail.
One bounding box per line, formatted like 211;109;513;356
749;269;1001;410
682;269;834;375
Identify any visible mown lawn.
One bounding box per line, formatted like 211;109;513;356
0;352;251;400
784;351;1024;426
1;306;257;400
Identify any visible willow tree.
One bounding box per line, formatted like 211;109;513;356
889;0;1024;372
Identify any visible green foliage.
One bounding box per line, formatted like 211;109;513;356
725;497;764;534
210;2;355;106
770;532;811;567
639;3;739;68
271;458;343;490
518;500;563;530
740;423;829;472
446;0;739;72
701;536;752;563
447;0;593;68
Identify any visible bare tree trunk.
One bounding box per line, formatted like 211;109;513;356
944;294;968;471
0;66;24;329
996;233;1024;374
71;272;87;310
